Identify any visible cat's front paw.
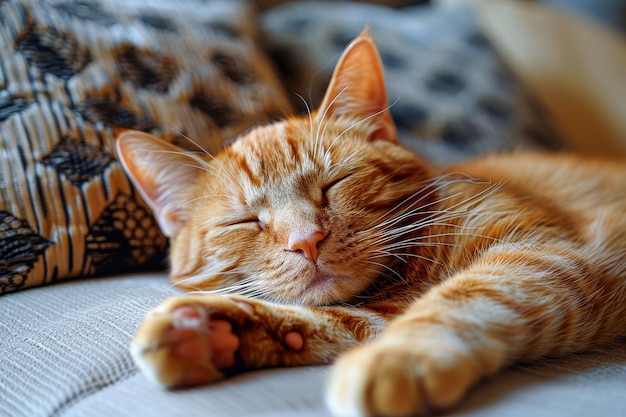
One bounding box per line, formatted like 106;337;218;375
130;295;252;388
325;339;481;417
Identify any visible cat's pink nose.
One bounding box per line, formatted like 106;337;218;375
287;230;326;263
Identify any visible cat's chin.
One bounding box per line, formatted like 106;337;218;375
306;269;336;292
294;268;357;306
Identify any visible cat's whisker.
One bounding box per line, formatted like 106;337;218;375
166;270;251;292
170;269;259;293
358;268;385;286
362;197;509;259
362;180;468;234
313;87;349;163
187;269;252;279
188;277;261;297
173;129;213;158
324;97;399;158
377;241;461;251
147;146;242;190
361;180;505;246
369;250;443;266
350;291;379;301
294;93;314;137
365;174;495;231
145;149;209;168
316;86;349;145
217;145;249;189
294;93;316;160
365;260;404;282
166;282;186;294
178;163;216;175
214;159;244;187
366;213;471;243
361;209;468;245
376;181;480;227
168;194;231;213
361;206;446;242
378;227;495;245
368;216;506;249
367;205;463;238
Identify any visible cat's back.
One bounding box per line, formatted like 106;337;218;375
440;151;626;275
433;151;626;285
453;151;626;214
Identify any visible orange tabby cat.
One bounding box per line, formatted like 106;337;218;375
117;29;626;417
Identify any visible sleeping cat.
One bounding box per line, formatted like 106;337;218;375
116;29;626;417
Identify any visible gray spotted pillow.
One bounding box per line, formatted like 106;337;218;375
0;0;291;293
262;1;565;163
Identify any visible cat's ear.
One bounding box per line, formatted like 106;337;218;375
317;27;397;142
116;131;198;237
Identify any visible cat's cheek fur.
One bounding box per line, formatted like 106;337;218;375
168;227;205;286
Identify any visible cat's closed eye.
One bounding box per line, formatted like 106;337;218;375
322;175;350;198
227;217;264;230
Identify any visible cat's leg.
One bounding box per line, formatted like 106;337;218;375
131;294;387;388
326;246;626;417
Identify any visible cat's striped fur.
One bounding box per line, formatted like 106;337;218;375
118;29;626;416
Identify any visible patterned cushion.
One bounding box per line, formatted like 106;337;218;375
0;0;291;293
262;1;565;162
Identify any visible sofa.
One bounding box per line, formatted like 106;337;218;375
2;1;626;416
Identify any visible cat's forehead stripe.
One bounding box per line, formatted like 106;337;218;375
235;151;260;187
284;132;303;165
228;120;318;187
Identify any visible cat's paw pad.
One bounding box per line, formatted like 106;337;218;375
130;301;241;388
326;342;478;417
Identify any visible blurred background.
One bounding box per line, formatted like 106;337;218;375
258;0;626;159
254;0;626;31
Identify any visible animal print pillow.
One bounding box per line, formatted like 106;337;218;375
262;1;565;163
0;0;290;293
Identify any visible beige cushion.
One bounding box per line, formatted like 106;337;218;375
1;272;625;417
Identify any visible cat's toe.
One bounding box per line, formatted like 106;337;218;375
130;303;239;388
326;341;478;417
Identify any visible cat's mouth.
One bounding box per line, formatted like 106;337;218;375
306;268;336;291
297;267;359;305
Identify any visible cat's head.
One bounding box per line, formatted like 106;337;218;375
117;29;434;305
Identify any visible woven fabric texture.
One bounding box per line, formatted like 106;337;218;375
0;273;175;416
0;0;291;293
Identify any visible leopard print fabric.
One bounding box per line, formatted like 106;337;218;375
0;0;291;293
